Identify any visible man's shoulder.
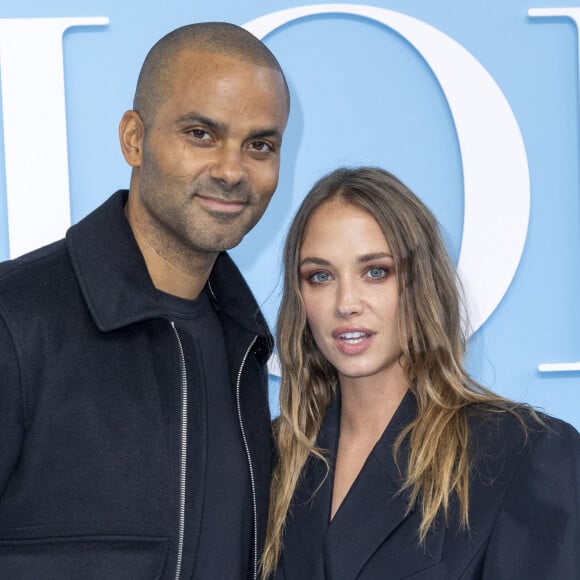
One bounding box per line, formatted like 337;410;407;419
0;191;126;308
0;239;80;327
0;238;70;290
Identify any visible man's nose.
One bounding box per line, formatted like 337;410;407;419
209;144;248;188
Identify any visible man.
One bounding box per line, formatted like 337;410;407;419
0;22;289;580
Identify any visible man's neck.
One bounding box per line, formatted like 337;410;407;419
137;232;217;300
125;198;217;300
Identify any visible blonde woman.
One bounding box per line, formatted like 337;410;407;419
263;167;580;579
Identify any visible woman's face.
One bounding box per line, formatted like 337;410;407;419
299;200;407;390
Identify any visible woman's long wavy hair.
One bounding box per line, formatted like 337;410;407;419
261;166;526;577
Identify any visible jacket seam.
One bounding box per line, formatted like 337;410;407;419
0;304;26;428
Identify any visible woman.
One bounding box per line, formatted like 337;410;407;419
263;167;580;579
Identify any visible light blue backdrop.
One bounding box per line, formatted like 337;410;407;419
0;0;579;428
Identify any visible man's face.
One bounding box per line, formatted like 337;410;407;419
129;49;289;257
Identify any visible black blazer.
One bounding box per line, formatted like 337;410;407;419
276;392;580;579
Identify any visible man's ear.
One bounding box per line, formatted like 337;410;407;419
119;110;144;167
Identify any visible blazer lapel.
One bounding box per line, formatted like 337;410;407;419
280;399;340;580
281;391;445;580
324;391;422;579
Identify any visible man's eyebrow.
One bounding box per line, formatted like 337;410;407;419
249;128;283;141
175;112;224;131
175;112;282;141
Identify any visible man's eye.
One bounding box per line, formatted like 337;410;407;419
249;140;273;152
190;129;211;140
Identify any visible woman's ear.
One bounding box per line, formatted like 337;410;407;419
119;110;144;167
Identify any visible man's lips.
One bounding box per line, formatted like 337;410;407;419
332;328;375;355
196;194;247;214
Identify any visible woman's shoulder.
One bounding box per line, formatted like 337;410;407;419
465;404;580;568
467;402;579;436
467;403;580;479
460;404;579;540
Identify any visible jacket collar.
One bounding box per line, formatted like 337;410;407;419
281;390;428;579
323;390;419;579
65;190;272;349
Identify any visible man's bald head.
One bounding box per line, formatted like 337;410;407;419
133;22;290;126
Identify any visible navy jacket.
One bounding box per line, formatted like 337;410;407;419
0;191;273;580
277;391;580;579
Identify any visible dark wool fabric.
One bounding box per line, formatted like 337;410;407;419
276;391;580;580
0;191;273;580
159;289;251;578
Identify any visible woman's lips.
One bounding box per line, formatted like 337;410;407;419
332;328;375;355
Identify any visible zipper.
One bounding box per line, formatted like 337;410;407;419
171;319;260;579
236;335;259;580
171;321;188;580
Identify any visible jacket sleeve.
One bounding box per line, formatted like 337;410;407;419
0;311;24;499
481;418;580;579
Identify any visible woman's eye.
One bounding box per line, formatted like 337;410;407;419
366;266;387;279
309;271;331;284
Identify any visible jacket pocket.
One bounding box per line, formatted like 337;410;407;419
0;535;169;580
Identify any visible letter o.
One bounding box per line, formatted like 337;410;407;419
245;4;530;337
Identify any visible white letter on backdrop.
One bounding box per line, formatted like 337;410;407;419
0;17;109;258
245;4;530;342
529;7;580;373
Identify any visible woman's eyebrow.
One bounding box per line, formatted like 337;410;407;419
358;252;393;263
299;257;331;267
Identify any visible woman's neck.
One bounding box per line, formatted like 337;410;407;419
338;372;409;439
330;376;409;521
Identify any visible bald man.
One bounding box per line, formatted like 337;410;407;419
0;23;289;580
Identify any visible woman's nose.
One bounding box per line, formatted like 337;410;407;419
335;282;363;317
